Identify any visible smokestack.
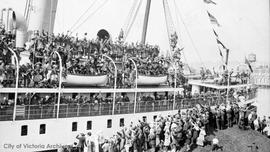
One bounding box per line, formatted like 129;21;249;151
11;11;28;48
6;8;12;32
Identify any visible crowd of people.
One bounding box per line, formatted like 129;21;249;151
0;85;256;107
0;26;174;88
0;91;173;107
62;98;270;152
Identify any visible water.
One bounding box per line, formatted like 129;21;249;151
256;88;270;118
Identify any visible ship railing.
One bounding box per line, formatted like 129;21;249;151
0;105;13;121
135;99;174;113
115;102;135;114
0;95;235;121
15;104;57;120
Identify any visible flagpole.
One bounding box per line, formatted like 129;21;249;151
226;67;230;103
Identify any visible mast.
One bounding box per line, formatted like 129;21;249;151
141;0;151;44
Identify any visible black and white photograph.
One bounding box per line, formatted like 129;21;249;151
0;0;269;152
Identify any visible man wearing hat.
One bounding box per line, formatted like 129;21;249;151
76;133;86;152
215;108;221;130
85;132;94;152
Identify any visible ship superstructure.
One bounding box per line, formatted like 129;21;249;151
0;0;257;152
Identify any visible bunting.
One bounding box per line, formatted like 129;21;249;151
216;39;227;50
204;0;217;5
213;29;218;38
212;29;226;58
245;57;253;73
207;11;220;26
218;48;223;58
204;0;228;63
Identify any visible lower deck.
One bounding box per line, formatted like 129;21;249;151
0;95;230;121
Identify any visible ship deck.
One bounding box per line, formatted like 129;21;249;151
0;87;184;93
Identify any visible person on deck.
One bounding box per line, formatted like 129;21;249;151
76;133;86;152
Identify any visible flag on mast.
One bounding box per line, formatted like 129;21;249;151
204;0;217;5
216;39;228;50
212;29;226;58
245;57;253;73
213;29;218;38
207;11;220;26
218;48;223;58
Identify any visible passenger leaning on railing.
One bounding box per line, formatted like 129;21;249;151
1;29;172;88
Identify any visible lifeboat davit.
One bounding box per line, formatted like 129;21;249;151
136;75;167;85
63;74;108;86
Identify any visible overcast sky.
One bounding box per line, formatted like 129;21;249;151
1;0;269;67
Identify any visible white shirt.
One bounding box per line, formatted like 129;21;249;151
85;135;93;146
212;138;219;145
248;113;253;121
263;126;270;136
254;119;259;127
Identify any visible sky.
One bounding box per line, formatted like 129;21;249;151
0;0;269;68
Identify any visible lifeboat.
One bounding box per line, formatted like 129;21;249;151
136;75;167;85
63;74;108;86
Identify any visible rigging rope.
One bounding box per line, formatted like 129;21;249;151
70;0;109;34
68;0;98;32
173;0;191;72
49;0;53;33
162;0;176;54
172;0;183;47
23;0;29;19
24;0;32;29
174;1;206;69
122;0;138;35
124;0;143;41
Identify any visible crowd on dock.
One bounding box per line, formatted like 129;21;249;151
61;99;270;152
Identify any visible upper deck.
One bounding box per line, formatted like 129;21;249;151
188;79;254;90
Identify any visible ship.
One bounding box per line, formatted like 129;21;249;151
0;0;257;152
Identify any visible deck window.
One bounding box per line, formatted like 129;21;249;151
21;125;28;136
72;122;77;131
120;118;124;127
39;124;46;134
87;121;92;130
107;119;112;128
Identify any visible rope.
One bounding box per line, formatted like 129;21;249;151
182;51;192;73
173;0;191;73
23;0;29;18
68;0;98;32
25;0;32;28
70;0;109;34
172;0;183;47
49;0;53;33
162;0;175;54
122;0;138;35
174;1;206;69
124;0;143;41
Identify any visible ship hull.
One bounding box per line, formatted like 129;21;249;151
0;110;178;152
